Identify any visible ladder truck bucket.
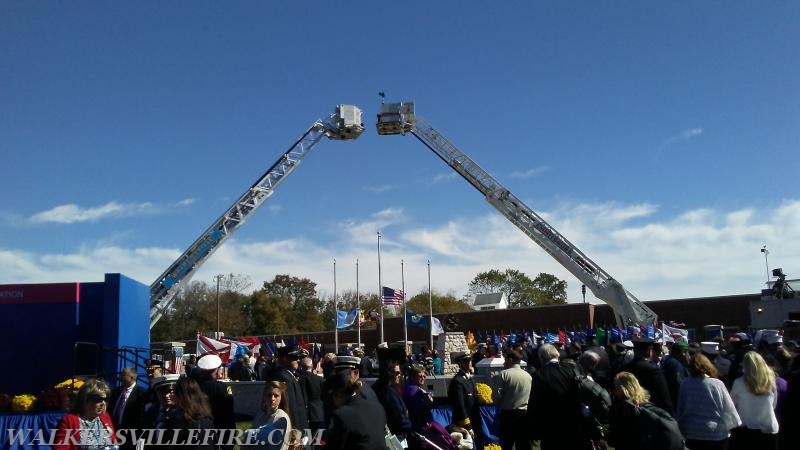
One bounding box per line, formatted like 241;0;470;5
327;104;365;140
376;102;415;135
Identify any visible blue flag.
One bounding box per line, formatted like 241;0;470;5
406;309;428;329
646;324;656;339
337;308;360;329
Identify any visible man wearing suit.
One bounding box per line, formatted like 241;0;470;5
299;356;325;436
110;367;146;450
262;346;310;434
448;351;483;445
529;343;592;450
621;337;674;414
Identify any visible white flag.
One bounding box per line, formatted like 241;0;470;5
431;317;445;336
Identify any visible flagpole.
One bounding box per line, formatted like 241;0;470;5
356;258;361;350
428;259;434;352
334;258;339;354
377;232;384;344
402;259;408;348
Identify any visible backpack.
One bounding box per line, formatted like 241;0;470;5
574;372;612;440
631;401;688;450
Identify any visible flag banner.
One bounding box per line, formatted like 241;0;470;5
662;323;689;343
431;316;445;336
337;308;360;329
382;286;404;306
544;332;558;344
197;335;258;365
406;309;428;329
646;324;656;339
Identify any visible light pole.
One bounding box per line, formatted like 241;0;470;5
761;246;770;284
215;274;223;334
581;284;587;304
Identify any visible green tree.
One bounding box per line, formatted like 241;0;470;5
466;268;567;307
406;290;473;314
530;272;568;305
256;274;325;333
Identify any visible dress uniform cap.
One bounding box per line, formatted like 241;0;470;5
334;355;361;369
450;351;471;363
621;340;634;349
152;373;180;389
276;346;302;359
197;354;223;371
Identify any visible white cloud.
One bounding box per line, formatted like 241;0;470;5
3;200;800;313
362;184;397;194
26;199;202;224
431;173;457;183
509;166;550;179
656;127;703;158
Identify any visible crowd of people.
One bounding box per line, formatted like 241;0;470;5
51;328;800;450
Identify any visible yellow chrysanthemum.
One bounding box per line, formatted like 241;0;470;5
11;394;37;412
483;444;502;450
475;382;493;405
55;378;84;390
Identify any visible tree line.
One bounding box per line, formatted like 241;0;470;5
151;268;567;342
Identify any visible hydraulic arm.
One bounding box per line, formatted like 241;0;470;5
150;105;364;328
376;101;656;328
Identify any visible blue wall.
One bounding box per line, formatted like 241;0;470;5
0;274;150;394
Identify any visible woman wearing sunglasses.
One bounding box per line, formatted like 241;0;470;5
54;378;118;450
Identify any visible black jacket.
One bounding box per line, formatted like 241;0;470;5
529;362;593;450
447;370;480;430
325;395;387;450
622;356;674;415
299;371;325;424
372;377;412;440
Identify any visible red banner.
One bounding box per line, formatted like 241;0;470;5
0;283;80;305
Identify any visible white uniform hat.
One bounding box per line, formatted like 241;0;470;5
152;373;181;389
197;354;223;371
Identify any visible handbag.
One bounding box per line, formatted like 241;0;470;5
385;425;406;450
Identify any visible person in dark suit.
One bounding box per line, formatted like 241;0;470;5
109;367;147;450
529;343;592;450
621;337;674;414
298;356;325;437
262;346;310;435
447;351;483;445
228;354;255;381
323;369;387;450
372;360;412;443
190;354;235;450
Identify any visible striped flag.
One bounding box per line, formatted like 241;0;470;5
382;286;404;306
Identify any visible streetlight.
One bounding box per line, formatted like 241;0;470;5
215;274;224;334
581;284;587;304
761;246;770;284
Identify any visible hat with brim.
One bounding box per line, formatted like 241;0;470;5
334;355;361;370
152;373;180;389
276;346;302;359
450;351;471;363
621;340;634;349
197;354;223;371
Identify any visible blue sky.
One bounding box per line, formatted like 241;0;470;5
2;1;799;306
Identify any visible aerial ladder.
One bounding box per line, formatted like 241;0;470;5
150;105;364;329
376;101;657;329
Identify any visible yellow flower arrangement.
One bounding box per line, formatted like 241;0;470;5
55;378;84;391
482;444;501;450
475;382;493;405
11;394;37;412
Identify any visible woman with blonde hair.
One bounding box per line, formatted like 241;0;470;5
729;351;778;450
676;353;740;450
54;378;118;450
609;371;686;450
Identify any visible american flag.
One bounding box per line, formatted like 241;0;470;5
382;286;404;306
